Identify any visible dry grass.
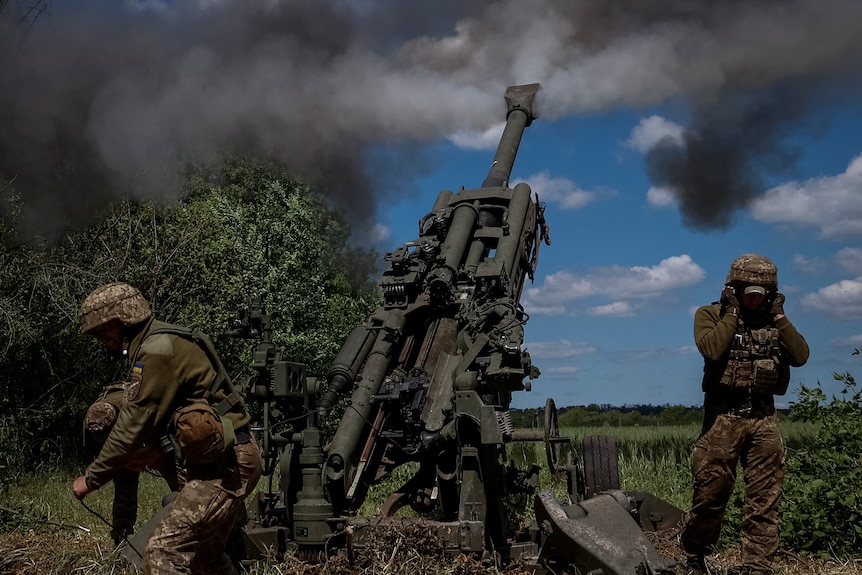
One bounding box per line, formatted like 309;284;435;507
241;523;540;575
646;526;862;575
2;523;861;575
0;524;536;575
0;530;125;575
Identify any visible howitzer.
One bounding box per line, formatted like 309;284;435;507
234;83;555;561
126;84;684;574
230;84;685;574
320;84;551;526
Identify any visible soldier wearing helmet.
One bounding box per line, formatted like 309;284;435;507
681;255;809;575
83;382;179;546
72;282;262;575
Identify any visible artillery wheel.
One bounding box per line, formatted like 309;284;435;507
581;435;620;498
543;398;567;473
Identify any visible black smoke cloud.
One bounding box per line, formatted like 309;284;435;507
1;1;380;241
646;81;826;230
2;0;862;241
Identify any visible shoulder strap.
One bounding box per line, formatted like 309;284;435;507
147;323;245;415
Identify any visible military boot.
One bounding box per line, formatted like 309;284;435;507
110;527;134;546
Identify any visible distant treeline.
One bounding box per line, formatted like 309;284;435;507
509;403;793;429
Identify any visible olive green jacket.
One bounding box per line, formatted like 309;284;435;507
693;303;810;398
86;318;249;489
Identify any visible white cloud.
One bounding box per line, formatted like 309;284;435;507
801;277;862;319
370;223;390;243
794;248;862;276
589;301;633;316
526;339;597;359
520;170;611;210
625;115;685;153
646;185;677;207
749;154;862;239
627;117;688;210
831;334;862;348
836;247;862;275
525;254;705;306
523;303;566;317
611;345;695;364
792;253;827;274
447;122;504;151
543;366;581;375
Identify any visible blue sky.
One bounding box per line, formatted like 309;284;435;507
377;103;862;409
3;1;862;409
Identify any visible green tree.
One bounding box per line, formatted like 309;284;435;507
0;156;379;474
618;410;644;426
559;406;587;427
658;405;688;426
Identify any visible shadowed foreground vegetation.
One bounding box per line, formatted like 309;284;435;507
2;414;860;575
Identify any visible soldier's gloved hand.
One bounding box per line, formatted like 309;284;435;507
721;285;739;315
770;292;785;316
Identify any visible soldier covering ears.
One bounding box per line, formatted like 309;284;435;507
681;254;809;575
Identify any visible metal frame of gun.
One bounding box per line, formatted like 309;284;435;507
225;84;684;574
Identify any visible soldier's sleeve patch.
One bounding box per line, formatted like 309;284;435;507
125;362;144;401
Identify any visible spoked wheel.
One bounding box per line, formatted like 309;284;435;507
581;434;620;499
543;398;569;473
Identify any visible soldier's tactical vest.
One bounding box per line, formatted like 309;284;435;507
721;320;790;396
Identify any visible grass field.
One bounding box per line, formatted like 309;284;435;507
2;421;859;574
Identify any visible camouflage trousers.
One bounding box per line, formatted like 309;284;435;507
112;461;181;545
141;438;262;575
680;411;785;572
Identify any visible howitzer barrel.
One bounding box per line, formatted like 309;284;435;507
319;324;377;410
441;202;479;272
494;182;532;292
481;83;541;188
324;310;406;487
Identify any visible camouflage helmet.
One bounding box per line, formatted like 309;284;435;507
79;282;151;334
725;254;778;289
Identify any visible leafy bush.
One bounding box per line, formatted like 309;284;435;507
0;156;380;475
781;350;862;558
